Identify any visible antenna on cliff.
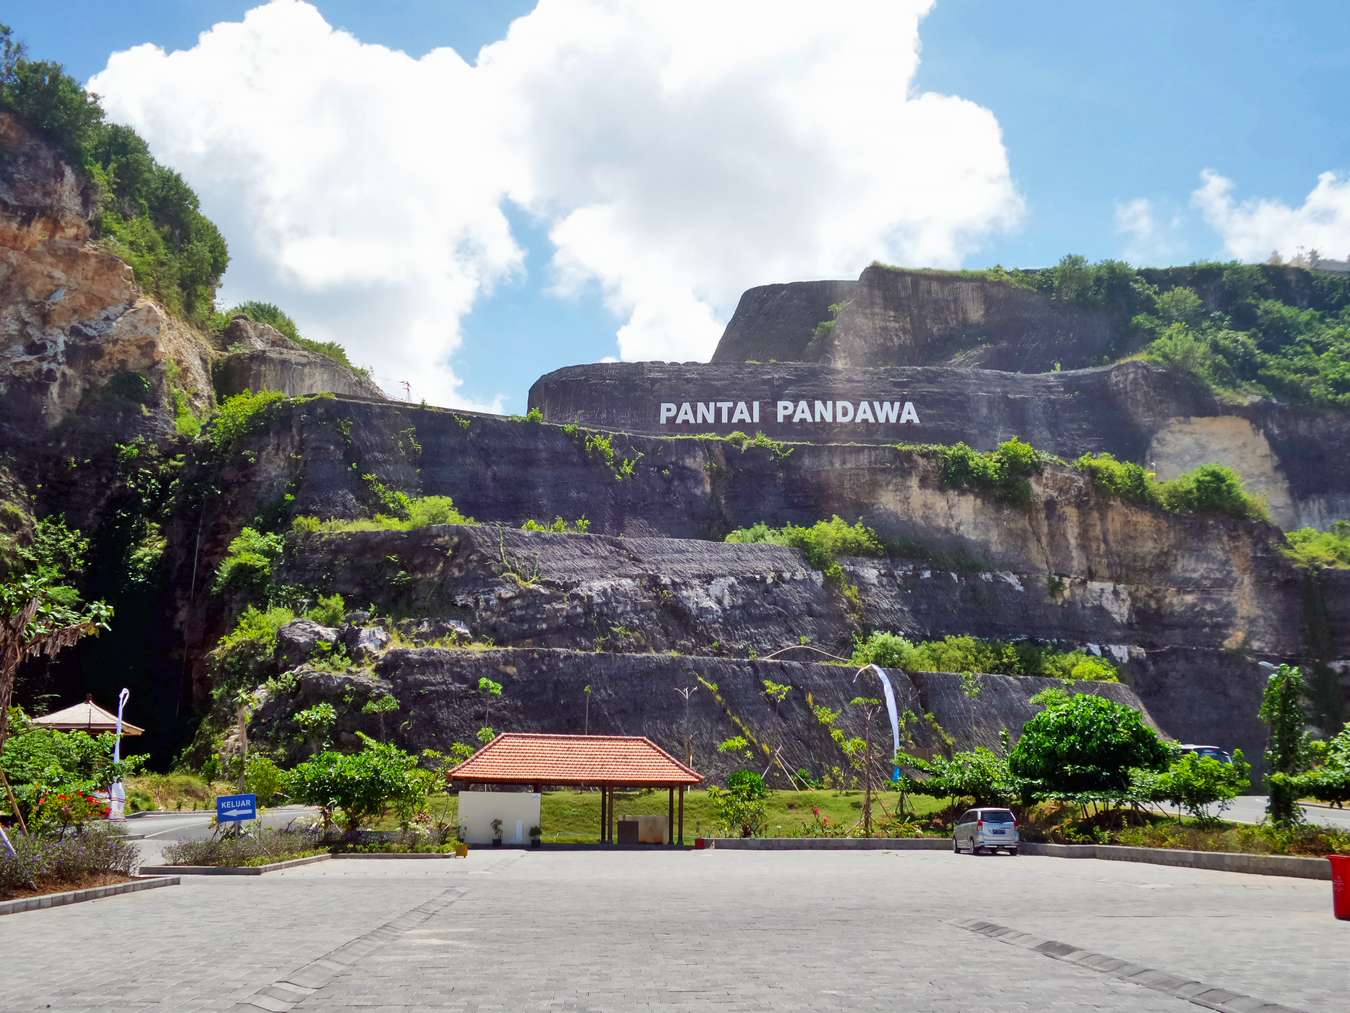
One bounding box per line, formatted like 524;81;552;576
399;381;412;401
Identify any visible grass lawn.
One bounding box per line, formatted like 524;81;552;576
381;789;946;841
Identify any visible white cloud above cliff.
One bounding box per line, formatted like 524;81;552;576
1114;197;1185;265
1193;169;1350;264
90;0;1023;405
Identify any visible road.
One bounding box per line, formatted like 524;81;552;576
1222;795;1350;830
2;848;1343;1011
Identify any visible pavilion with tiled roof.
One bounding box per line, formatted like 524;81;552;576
447;733;703;845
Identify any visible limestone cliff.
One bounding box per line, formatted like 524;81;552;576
714;265;1120;371
213;316;386;401
145;396;1335;768
529;360;1350;530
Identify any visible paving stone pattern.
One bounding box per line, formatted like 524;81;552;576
0;850;1340;1012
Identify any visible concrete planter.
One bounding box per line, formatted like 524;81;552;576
139;853;331;876
0;875;178;917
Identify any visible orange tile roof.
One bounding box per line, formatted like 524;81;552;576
447;733;703;787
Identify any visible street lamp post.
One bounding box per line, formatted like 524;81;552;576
110;687;130;821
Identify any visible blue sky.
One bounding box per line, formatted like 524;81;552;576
6;1;1349;410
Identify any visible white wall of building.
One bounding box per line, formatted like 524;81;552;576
457;790;541;845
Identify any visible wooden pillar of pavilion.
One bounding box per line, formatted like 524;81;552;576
599;785;607;843
607;786;616;844
667;787;675;845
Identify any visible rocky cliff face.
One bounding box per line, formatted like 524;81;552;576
713;265;1122;371
213;317;386;401
0;111;381;532
149;394;1333;767
0;111;215;528
529;361;1350;529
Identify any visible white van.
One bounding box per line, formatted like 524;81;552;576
952;807;1019;855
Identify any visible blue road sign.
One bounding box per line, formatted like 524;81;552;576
216;793;258;823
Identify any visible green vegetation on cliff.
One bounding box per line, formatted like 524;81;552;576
725;516;884;571
291;495;474;534
1027;256;1350;408
0;26;336;351
0;25;226;323
875;253;1350;407
851;631;1119;682
1074;453;1270;522
1284;521;1350;570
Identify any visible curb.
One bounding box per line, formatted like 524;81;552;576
705;837;950;850
140;852;462;875
1018;842;1332;880
139;854;332;876
0;875;179;917
703;838;1333;878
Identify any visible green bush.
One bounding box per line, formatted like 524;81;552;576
162;825;322;868
898;747;1019;807
1074;453;1270;523
1009;694;1170;793
521;516;591;534
305;593;346;627
285;736;435;834
290;495;473;534
904;438;1043;506
707;769;768;838
851;632;1119;682
207;605;295;689
1136;749;1252;823
244;755;287;806
1289;724;1350;807
205;390;288;452
0;714;146;825
1285;521;1350;570
1156;464;1269;523
1074;452;1158;505
725;516;884;571
212;526;284;597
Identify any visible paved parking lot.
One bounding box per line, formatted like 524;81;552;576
0;848;1341;1012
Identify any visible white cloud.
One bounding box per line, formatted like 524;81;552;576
90;0;1023;404
90;1;519;409
1114;197;1184;265
1193;169;1350;264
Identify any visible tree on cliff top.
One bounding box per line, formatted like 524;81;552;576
0;25;228;324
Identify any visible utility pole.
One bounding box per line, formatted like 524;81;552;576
583;684;592;735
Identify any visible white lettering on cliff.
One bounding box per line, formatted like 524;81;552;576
659;398;920;428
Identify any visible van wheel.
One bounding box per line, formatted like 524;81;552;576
1009;849;1019;856
952;838;959;853
971;845;982;855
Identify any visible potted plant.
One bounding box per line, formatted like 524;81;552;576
454;825;469;858
529;824;542;848
490;817;503;847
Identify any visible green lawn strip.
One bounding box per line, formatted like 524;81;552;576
375;790;946;841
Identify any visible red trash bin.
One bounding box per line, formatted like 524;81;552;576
1330;855;1350;921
